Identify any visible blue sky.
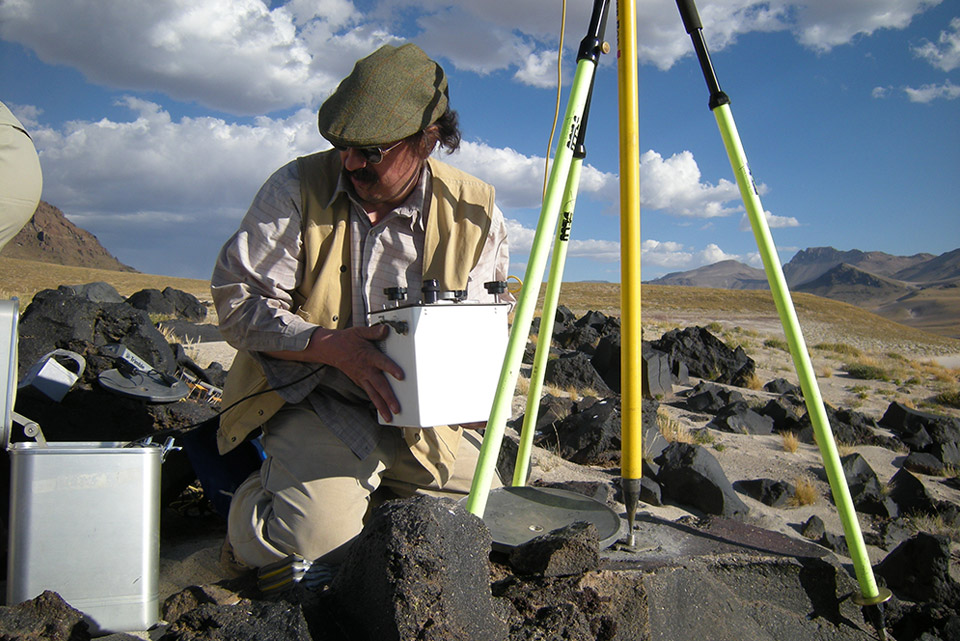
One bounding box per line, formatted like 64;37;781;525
1;0;957;282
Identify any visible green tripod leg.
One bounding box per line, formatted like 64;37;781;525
675;0;891;637
466;0;611;517
514;152;585;487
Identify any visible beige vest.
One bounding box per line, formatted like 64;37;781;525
217;150;495;469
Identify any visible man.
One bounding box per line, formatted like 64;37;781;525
211;43;509;585
0;100;43;251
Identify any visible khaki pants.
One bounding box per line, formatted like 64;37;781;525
227;403;499;568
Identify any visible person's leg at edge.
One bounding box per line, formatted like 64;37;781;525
226;402;402;569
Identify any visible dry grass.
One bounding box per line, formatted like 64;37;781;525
742;371;763;391
1;256;212;311
781;431;800;454
657;407;693;444
518;282;960;353
790;476;819;506
906;513;960;542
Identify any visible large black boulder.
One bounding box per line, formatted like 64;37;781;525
126;287;206;323
331;495;506;641
832;453;898;518
877;532;959;604
707;401;774;435
535;397;621;466
590;336;673;398
654;442;749;519
543;352;613;397
17;288;176;380
880;402;960;466
685;381;744;413
650;326;756;387
733;478;796;508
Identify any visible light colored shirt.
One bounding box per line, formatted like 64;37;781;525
211;157;511;457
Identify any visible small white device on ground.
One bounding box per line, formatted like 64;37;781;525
18;349;86;402
368;280;510;428
1;299;163;634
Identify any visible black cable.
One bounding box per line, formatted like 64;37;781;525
123;364;325;447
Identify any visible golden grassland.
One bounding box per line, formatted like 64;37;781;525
3;257;959;355
1;257;213;309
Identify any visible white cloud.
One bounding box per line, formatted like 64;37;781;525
446;141;619;210
913;16;960;71
872;86;892;99
0;0;376;115
641;239;694;269
640;150;742;218
904;80;960;103
28;98;323;275
2;0;942;112
642;239;747;273
789;0;940;52
738;210;800;231
696;243;741;264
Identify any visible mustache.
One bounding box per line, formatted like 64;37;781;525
345;167;378;184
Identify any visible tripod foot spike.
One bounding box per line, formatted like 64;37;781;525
852;587;892;640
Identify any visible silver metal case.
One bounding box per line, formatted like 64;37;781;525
2;300;161;633
6;442;161;633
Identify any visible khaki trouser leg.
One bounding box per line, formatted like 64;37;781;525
227;405;499;569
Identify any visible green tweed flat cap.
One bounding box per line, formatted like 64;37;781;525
318;43;448;148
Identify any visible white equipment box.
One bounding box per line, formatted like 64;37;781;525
1;299;161;634
369;301;509;428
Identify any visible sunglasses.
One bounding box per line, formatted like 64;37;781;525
333;139;404;164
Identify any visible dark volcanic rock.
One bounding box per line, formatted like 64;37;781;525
707;400;774;435
590;336;674;398
126;287;206;323
903;451;946;476
553;324;599;354
881;402;960;466
758;396;810;440
57;281;125;304
0;590;90;641
835;453;898;518
878;533;959;604
508;522;600;578
543;352;613;396
159;599;311;641
685;381;744;413
733;478;796;508
654;442;749;518
640;344;674;399
887;467;936;516
589;333;620;391
17;288;177;380
801;515;826;540
331;495;506;641
800;404;901;450
763;378;802;396
535;397;622;466
650;325;756;387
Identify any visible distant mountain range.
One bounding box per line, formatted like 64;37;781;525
0;201;135;272
646;246;960;338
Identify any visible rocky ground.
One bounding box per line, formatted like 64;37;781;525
3;284;960;640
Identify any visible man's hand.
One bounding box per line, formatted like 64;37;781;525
265;325;404;422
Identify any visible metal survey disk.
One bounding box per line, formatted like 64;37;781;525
98;343;189;403
473;486;621;552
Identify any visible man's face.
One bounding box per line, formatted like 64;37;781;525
340;138;423;208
